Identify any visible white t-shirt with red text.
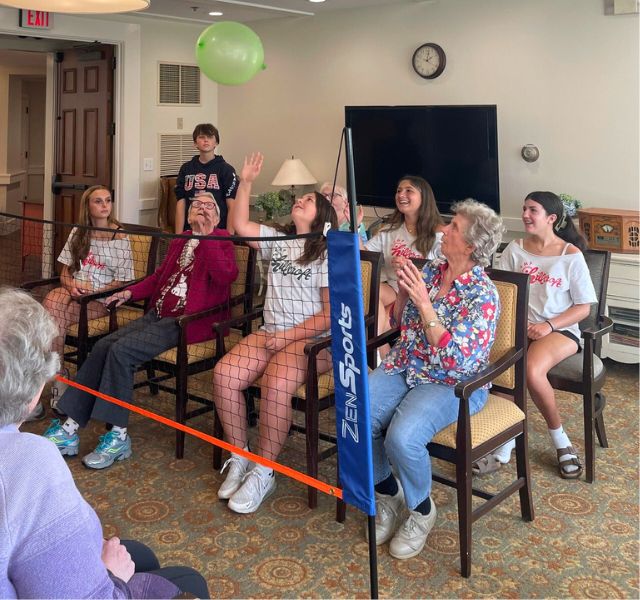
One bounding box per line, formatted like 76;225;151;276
58;228;134;291
365;223;443;291
498;239;596;340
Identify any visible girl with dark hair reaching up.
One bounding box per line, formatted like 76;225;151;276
481;191;596;479
213;152;337;514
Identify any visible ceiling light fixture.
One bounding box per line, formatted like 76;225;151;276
0;0;149;13
208;11;223;15
309;0;326;3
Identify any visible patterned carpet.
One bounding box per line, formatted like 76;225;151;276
22;359;639;598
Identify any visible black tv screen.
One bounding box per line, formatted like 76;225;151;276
345;105;500;215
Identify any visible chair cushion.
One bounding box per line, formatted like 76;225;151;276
547;352;604;382
67;307;143;337
154;330;245;365
431;394;525;449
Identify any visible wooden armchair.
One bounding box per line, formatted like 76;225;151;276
129;243;257;458
547;249;612;483
211;250;382;509
352;267;534;577
23;223;160;367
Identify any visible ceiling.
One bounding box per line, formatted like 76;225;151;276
138;0;420;24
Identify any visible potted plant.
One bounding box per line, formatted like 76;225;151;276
558;193;582;218
254;190;293;221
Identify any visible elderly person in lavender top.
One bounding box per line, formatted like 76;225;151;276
0;287;208;599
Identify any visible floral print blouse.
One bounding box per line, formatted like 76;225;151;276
383;260;500;388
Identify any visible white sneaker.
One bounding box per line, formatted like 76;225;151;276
366;483;405;545
389;500;437;560
218;453;250;500
228;466;276;514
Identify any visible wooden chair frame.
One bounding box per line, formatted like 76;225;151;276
547;249;612;483
345;267;534;577
22;223;161;367
211;250;382;509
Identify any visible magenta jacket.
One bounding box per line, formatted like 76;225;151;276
126;230;238;344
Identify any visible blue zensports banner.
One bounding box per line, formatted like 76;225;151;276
327;230;376;516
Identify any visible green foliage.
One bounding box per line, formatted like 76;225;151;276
254;191;293;220
558;193;583;218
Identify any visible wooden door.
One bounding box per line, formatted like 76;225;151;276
53;45;115;260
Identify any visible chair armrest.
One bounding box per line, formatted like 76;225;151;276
365;327;401;352
454;347;523;401
175;300;233;327
304;335;333;358
212;306;264;336
21;276;60;290
581;315;614;341
75;279;144;306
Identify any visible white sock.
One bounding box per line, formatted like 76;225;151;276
549;426;579;473
62;418;79;436
111;425;128;441
548;426;572;450
493;438;515;463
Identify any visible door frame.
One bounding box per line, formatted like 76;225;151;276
0;7;142;225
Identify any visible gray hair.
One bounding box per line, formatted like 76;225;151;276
452;199;505;267
0;287;59;426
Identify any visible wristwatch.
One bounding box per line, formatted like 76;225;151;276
424;319;439;329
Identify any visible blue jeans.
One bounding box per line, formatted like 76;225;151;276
369;366;488;510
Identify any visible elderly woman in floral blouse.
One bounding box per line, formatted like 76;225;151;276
367;199;504;561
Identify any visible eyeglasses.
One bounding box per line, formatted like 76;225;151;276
191;199;218;211
324;192;344;200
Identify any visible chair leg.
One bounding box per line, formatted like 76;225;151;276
174;367;188;460
335;461;346;523
147;364;159;396
305;400;319;509
583;393;596;484
515;433;534;521
455;457;473;578
595;392;609;448
213;410;223;470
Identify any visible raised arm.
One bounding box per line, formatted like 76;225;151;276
232;153;264;246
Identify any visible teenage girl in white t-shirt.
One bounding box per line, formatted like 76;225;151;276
41;185;134;415
364;176;444;356
213;152;338;514
483;191;597;479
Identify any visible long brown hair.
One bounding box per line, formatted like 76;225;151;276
383;175;443;256
274;192;338;265
69;185;121;274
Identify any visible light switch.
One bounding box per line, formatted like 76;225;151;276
143;158;154;171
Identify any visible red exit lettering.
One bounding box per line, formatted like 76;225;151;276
20;10;52;30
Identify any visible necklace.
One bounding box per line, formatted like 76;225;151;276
405;223;417;235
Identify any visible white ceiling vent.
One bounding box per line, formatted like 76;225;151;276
158;63;200;105
159;134;197;176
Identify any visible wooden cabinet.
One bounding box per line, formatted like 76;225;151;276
602;253;640;363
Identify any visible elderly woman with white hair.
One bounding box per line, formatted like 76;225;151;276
0;288;208;599
366;199;504;561
320;181;368;243
43;197;238;470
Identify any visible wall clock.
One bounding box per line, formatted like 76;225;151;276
412;43;446;79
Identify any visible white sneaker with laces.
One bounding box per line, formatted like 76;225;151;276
389;499;437;560
228;465;276;514
366;483;405;545
218;453;250;500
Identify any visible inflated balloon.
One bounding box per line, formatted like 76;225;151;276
196;21;266;86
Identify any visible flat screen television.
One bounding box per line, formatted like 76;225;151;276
344;105;499;216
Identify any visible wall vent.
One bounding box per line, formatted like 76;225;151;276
158;63;200;105
159;134;197;176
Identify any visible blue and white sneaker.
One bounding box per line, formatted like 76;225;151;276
43;419;80;456
82;430;132;470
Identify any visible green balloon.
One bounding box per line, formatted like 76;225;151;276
196;21;265;86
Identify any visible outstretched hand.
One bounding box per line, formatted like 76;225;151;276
241;152;264;183
102;537;135;583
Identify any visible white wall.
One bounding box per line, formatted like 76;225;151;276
0;8;218;225
218;0;640;230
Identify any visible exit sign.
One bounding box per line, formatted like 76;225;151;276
19;10;52;30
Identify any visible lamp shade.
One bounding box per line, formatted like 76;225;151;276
0;0;149;13
271;157;317;187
